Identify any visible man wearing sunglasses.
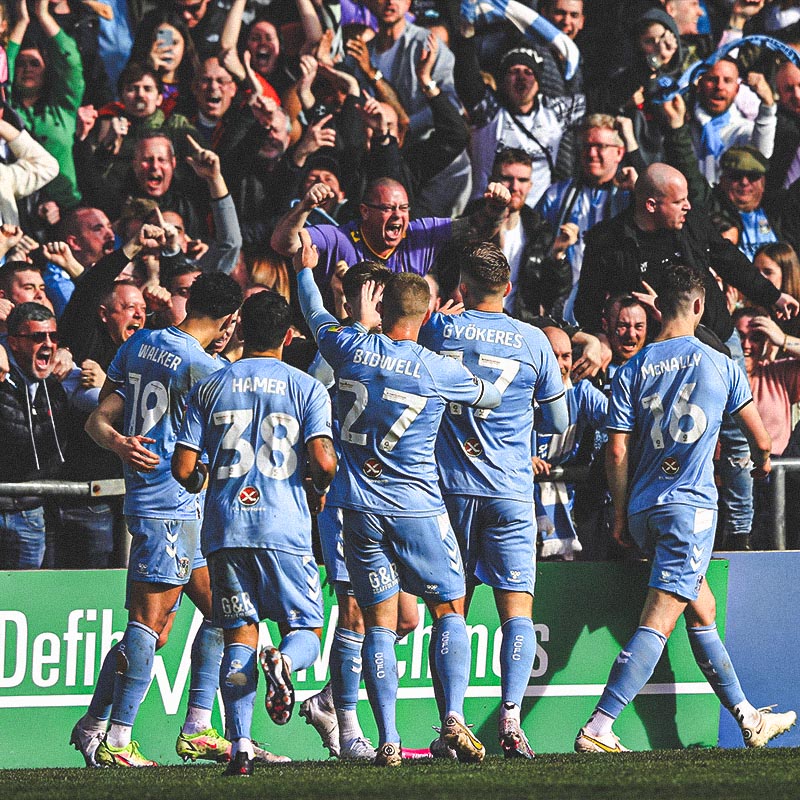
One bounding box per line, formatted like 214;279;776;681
0;302;67;570
661;93;778;261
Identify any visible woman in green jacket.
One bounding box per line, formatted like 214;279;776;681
7;0;84;210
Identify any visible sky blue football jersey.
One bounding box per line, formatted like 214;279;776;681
297;269;491;515
317;324;486;514
607;335;752;515
178;357;332;556
419;310;565;501
535;379;607;466
107;326;222;518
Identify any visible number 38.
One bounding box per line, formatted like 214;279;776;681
213;409;299;480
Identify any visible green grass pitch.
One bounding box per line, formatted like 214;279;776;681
2;749;799;800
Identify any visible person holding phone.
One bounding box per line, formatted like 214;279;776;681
128;11;199;117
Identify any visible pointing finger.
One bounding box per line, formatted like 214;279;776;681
185;134;203;154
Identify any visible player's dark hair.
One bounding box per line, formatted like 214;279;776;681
7;302;55;336
240;290;291;351
459;241;510;300
657;264;706;319
381;273;430;326
341;261;393;302
0;261;43;296
186;272;242;319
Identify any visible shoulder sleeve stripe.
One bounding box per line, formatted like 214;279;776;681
730;398;753;417
538;390;566;405
175;440;202;452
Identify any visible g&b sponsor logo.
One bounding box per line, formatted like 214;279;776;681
220;591;255;619
368;564;398;594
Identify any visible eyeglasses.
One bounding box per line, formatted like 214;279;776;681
582;142;621;153
363;203;410;214
12;331;59;343
177;1;206;16
198;77;233;88
726;170;763;183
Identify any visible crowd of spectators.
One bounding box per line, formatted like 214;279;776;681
1;0;800;570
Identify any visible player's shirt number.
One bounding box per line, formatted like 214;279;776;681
128;373;168;437
212;409;300;480
444;353;519;418
641;383;707;449
338;379;426;452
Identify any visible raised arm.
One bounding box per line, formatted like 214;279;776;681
36;0;85;113
450;182;511;242
220;0;247;55
0;115;59;198
292;228;338;334
8;0;30;46
271;182;334;257
295;0;324;52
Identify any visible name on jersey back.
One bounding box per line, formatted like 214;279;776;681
443;322;524;349
137;343;183;371
231;376;287;395
353;348;421;378
640;352;702;379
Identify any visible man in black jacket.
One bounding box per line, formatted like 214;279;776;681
575;162;799;549
0;303;67;569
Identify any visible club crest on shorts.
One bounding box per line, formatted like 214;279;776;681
462;437;483;457
177;557;190;578
238;486;260;506
661;457;680;476
363;458;383;479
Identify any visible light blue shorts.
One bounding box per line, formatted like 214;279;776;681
342;509;465;608
125;516;204;612
126;515;203;585
628;504;716;601
207;547;325;630
444;495;536;594
317;503;354;595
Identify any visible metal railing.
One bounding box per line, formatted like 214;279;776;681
766;457;800;551
0;479;125;498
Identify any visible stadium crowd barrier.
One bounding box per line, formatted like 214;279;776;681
1;459;798;549
2;562;729;767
